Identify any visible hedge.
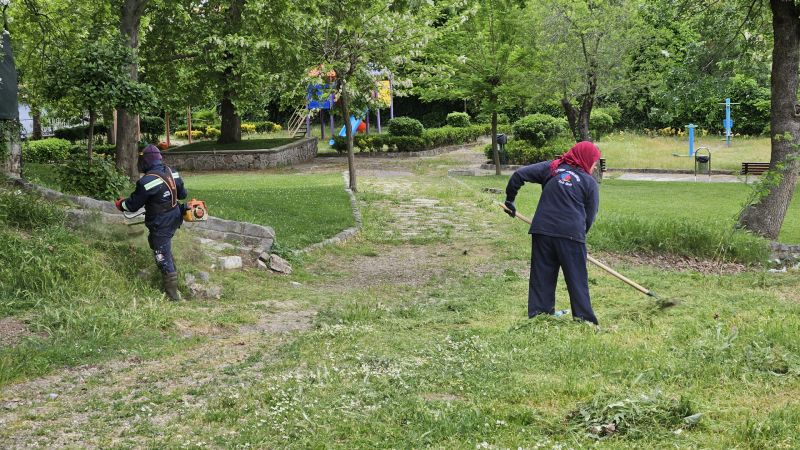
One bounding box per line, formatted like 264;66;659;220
485;134;575;165
388;117;424;137
512;114;569;147
23;138;72;163
331;124;504;154
446;112;471;128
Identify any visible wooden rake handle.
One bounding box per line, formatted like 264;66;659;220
497;202;653;296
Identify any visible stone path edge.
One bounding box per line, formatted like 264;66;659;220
296;171;362;254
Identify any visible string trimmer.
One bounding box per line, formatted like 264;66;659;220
497;203;677;309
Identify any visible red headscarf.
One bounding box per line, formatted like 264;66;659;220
549;141;601;175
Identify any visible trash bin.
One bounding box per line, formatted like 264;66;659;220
694;147;711;180
496;133;507;145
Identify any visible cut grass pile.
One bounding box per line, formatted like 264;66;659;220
186;172;354;250
598;133;771;171
172;137;297;152
458;176;800;255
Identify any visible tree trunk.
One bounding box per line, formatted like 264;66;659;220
340;81;357;192
116;0;147;179
31;106;42;140
187;106;193;144
562;97;580;141
738;0;800;239
165;111;170;147
87;109;96;163
491;110;500;175
320;109;325;139
219;90;241;144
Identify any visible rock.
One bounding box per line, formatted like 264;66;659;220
258;252;270;263
197;271;210;282
48;393;58;400
768;267;787;273
185;273;196;285
269;254;292;275
188;283;222;300
290;281;302;287
218;256;243;270
480;187;503;194
257;259;268;270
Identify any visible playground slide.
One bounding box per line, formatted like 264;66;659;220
338;116;362;137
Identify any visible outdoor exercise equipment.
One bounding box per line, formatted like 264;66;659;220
686;124;697;157
719;98;739;147
497;202;678;309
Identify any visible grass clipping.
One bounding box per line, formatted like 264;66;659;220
567;389;701;440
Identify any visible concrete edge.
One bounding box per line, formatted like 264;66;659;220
165;137;314;156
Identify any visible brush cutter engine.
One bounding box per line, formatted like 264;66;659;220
182;199;208;222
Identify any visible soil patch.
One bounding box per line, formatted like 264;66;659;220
0;318;37;347
239;310;315;334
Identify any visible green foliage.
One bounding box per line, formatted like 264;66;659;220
140;116;165;143
423;125;487;148
175;138;296;153
70;144;116;158
205;127;221;140
23;138;72;163
488;138;565;165
567;390;698;440
590;110;614;141
253;121;281;133
53;124;110;144
446;112;471;128
175;130;204;140
0;189;65;231
57;156;131;201
385;136;428;152
388;117;425;137
421;111;448;128
513;114;569;147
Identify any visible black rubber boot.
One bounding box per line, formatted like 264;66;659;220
164;272;182;301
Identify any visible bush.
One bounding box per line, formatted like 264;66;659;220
484;135;571;165
57;155;131;201
590;110;614;141
388;117;424;137
0;188;65;230
175;130;203;140
385;136;427;152
204;127;221;139
512;114;569;147
69;144;116;158
475;112;510;125
446;112;471;128
254;121;280;133
53;126;85;143
423;125;484;148
24;138;72;163
241;123;257;134
140;116;165;137
421;111;447;128
594;105;621;125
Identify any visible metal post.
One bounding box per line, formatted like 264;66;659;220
389;74;394;119
377;109;382;133
306;111;311;138
724;98;733;147
687;124;696;157
366;109;370;134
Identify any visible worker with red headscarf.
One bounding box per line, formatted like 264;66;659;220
503;141;602;324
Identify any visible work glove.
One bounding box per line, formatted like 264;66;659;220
115;198;124;212
503;200;516;218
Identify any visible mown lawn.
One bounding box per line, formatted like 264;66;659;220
458;175;800;246
186;172;354;250
599;133;771;171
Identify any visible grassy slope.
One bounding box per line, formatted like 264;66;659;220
599;134;771;171
186;172;355;250
172;138;297;152
2;151;800;447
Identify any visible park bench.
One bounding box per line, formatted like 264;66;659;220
740;162;770;182
599;158;606;174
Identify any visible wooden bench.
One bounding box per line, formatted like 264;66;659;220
741;162;770;182
599;158;606;174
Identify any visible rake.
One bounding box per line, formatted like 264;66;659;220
497;203;678;309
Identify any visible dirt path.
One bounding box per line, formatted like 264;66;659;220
0;145;498;449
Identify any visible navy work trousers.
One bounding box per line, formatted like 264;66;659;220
148;232;177;274
529;233;598;325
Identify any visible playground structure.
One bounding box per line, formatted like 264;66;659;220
684;98;738;157
287;68;394;143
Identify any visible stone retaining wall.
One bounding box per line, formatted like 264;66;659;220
10;177;275;254
318;137;490;160
162;138;317;171
3;141;21;177
769;242;800;266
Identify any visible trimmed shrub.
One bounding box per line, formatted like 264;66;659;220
140;116;165;136
241;123;257;134
590;110;614;141
53;126;85;143
331;136;347;154
484;135;571;165
446;112;471;128
423;125;483;148
475;112;510;125
594;105;621;125
175;130;203;140
24;138;72;163
421;111;447;128
69;144;116;158
57;155;131;200
254;121;280;133
512;114;568;147
386;136;427;152
388;117;424;137
204;127;221;139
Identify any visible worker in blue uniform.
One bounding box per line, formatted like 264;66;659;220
116;145;187;300
504;141;602;324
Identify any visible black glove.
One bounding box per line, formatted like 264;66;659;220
504;200;516;217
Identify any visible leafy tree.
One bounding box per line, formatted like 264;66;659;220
533;0;636;142
738;0;800;239
415;0;531;175
297;0;433;192
45;35;152;161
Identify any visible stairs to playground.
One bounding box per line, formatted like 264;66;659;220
287;107;318;139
